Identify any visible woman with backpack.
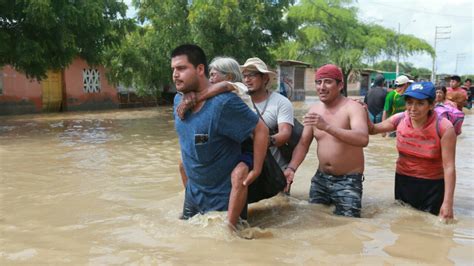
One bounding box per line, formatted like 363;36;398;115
435;85;465;135
367;82;457;221
435;85;458;108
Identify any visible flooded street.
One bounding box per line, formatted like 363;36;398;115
1;100;473;265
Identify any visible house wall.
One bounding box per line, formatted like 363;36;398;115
304;68;316;96
1;58;120;115
0;66;42;115
63;58;119;111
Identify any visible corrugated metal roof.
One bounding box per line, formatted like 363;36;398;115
276;60;311;67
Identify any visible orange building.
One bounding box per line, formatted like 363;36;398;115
0;58;120;115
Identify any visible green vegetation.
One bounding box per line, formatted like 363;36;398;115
372;60;432;80
0;0;133;80
273;0;434;95
104;0;296;96
2;0;448;96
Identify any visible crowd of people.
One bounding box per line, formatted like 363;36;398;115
170;44;467;231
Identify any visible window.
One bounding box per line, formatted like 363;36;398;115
83;68;101;93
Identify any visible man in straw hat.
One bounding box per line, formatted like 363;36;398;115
283;64;369;217
241;57;295;171
171;44;268;229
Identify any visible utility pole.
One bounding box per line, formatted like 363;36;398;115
455;53;466;74
431;26;451;83
396;23;400;77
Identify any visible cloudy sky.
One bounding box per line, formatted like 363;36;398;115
356;0;473;75
124;0;473;75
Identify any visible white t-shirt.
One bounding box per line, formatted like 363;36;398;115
253;92;294;169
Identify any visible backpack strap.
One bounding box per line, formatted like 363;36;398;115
391;91;398;114
435;115;441;139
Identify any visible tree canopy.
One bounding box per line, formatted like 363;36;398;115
273;0;434;95
104;0;296;95
0;0;133;80
372;60;432;79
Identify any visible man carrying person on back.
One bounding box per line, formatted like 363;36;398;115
171;44;268;228
283;64;369;217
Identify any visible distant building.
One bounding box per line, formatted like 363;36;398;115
347;69;411;96
276;60;312;101
0;58;160;115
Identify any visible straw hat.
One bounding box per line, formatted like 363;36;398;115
241;57;276;89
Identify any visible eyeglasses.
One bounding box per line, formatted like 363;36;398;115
243;72;261;80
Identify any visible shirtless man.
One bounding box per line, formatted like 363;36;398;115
283;64;369;217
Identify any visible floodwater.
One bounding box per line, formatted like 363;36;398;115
0;99;473;265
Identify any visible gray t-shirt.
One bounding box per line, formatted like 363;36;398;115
254;92;294;169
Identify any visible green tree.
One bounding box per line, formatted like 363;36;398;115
0;0;133;80
274;0;434;95
372;60;432;80
105;0;295;96
189;0;296;64
105;0;191;96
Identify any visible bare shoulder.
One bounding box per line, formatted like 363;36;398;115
345;98;365;112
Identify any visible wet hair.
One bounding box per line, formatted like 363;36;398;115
435;85;446;95
209;57;243;82
171;44;209;77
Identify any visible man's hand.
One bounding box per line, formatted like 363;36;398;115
283;168;295;193
177;92;197;120
303;112;329;131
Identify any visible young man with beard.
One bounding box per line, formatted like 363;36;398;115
171;44;268;228
283;64;369;217
240;58;295;171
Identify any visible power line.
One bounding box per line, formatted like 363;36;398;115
432;26;451;82
361;0;474;19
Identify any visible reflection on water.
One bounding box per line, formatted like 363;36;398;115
0;104;473;264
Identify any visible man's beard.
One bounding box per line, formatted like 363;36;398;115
177;78;199;93
247;89;256;95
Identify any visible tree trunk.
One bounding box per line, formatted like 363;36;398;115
342;68;351;97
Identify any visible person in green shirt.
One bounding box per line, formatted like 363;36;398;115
382;75;413;119
381;75;413;136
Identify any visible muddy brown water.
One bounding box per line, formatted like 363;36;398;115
1;98;473;264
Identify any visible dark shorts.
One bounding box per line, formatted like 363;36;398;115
238;152;253;170
239;137;254;170
309;170;364;217
395;173;444;215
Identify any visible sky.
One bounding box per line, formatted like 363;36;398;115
356;0;473;75
123;0;473;75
